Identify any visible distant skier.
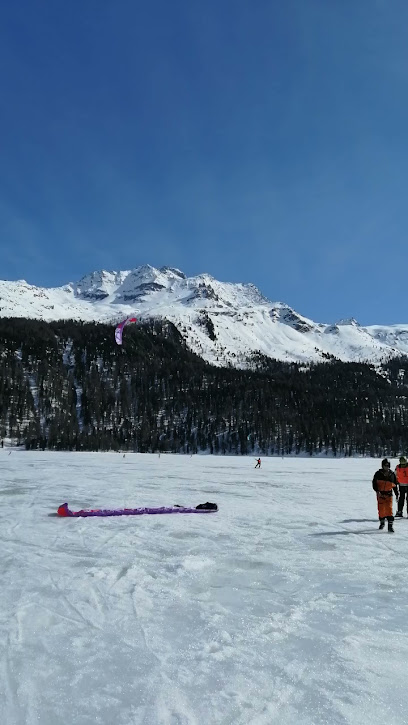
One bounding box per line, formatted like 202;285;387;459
255;458;261;469
372;458;398;532
395;455;408;517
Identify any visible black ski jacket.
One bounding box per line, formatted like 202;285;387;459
372;469;398;497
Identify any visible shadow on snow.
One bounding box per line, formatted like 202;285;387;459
340;518;378;523
310;529;380;537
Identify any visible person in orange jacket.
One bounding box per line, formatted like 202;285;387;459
395;455;408;517
372;458;398;532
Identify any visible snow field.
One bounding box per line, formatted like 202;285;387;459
1;452;408;725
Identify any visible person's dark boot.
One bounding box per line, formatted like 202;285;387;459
379;520;385;530
395;511;403;517
388;522;395;533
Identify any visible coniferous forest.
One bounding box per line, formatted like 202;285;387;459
0;317;407;456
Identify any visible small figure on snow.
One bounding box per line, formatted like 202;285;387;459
255;458;261;469
372;458;398;532
395;455;408;517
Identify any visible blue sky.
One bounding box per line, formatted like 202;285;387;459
1;0;407;324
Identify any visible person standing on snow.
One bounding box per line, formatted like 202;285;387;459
372;458;398;532
255;458;261;469
395;456;408;517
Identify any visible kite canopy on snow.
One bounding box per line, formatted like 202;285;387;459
57;503;218;517
115;316;137;345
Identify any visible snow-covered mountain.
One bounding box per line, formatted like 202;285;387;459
1;265;407;367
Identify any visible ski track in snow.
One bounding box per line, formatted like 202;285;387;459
1;452;408;724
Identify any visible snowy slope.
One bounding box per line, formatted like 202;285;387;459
1;265;407;366
1;451;408;725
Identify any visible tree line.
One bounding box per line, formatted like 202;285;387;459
0;317;407;456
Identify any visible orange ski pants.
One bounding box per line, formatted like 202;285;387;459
377;495;393;519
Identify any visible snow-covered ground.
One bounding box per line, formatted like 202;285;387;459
1;452;408;725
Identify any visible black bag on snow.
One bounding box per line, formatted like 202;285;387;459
195;502;218;510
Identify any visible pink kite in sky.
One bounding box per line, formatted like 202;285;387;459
115;316;137;345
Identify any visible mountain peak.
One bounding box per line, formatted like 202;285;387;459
336;317;360;327
159;266;186;279
0;266;407;367
76;270;129;300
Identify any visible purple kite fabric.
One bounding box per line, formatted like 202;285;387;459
115;316;137;345
57;503;217;517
